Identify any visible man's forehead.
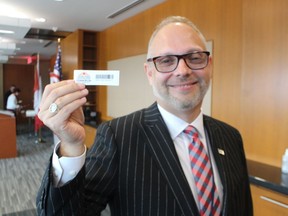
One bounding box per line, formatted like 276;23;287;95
156;22;193;36
149;23;205;56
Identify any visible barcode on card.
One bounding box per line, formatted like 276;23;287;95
95;74;114;80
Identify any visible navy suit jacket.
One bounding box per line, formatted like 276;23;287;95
37;103;253;216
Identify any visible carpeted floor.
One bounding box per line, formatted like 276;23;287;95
2;209;36;216
0;124;54;216
0;124;111;216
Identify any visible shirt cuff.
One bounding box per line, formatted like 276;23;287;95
52;142;86;187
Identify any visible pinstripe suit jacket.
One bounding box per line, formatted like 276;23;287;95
37;102;253;216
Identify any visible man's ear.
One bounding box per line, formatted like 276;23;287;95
208;56;213;79
144;62;153;85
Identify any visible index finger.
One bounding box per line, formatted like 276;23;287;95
40;80;86;110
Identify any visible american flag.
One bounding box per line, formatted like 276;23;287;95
50;44;62;83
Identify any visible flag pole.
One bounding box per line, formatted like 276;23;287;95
51;38;62;146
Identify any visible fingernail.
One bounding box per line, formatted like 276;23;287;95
82;89;89;94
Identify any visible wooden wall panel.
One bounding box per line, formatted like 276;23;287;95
62;30;80;79
3;61;50;124
241;0;288;166
3;64;34;111
50;55;56;72
40;60;52;90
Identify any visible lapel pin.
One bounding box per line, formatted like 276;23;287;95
218;148;225;156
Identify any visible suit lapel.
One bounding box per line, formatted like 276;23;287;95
203;116;228;212
139;103;199;216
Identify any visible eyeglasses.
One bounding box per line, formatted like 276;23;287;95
147;51;210;73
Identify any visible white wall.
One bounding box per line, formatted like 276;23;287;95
108;54;153;117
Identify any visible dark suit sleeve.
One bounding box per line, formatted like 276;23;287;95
236;131;253;216
36;123;118;216
225;128;253;215
83;122;118;215
36;156;86;216
206;117;253;216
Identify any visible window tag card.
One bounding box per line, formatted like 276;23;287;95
74;70;120;86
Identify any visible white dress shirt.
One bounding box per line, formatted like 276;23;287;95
52;144;86;187
52;105;223;209
6;94;19;110
157;105;223;209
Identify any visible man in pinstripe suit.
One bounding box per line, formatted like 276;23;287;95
37;16;253;215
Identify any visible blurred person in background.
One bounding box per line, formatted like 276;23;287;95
4;84;16;110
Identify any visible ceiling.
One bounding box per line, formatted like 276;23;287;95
0;0;165;63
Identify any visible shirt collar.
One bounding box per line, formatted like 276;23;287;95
157;104;205;140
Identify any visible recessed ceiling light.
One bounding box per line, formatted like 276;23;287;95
0;30;14;34
54;0;64;2
35;17;46;22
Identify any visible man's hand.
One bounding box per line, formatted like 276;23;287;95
38;80;89;157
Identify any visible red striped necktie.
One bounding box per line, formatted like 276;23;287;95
184;125;221;216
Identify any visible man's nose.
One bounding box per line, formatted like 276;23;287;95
175;58;191;76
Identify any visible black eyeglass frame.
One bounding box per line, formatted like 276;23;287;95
147;51;210;73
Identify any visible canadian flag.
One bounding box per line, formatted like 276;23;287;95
33;53;44;132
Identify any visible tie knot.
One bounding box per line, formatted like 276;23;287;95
183;125;199;138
